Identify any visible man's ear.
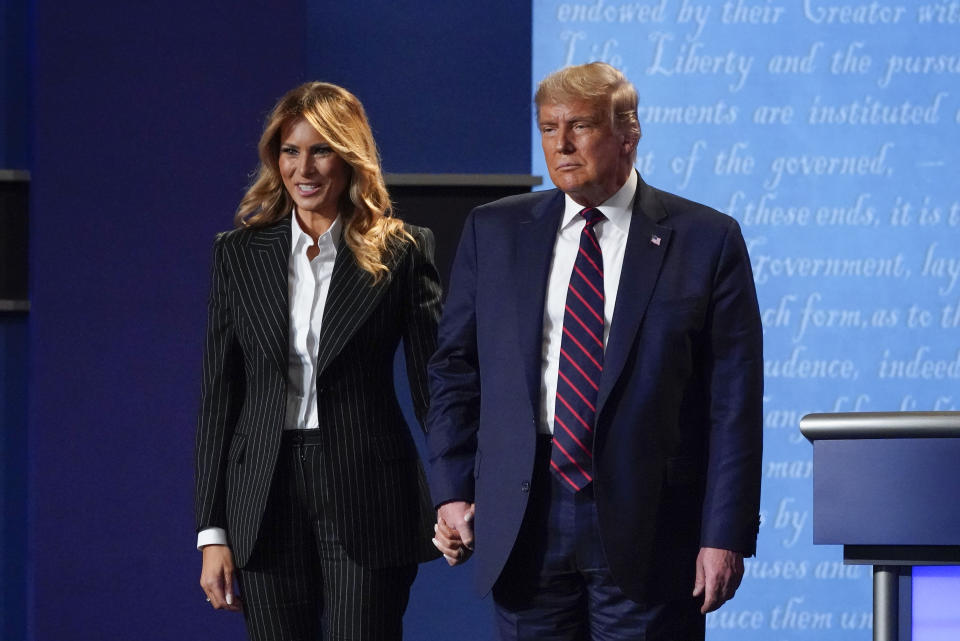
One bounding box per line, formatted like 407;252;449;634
621;132;639;157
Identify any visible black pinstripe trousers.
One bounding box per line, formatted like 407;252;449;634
238;430;417;641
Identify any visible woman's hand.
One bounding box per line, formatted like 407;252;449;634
200;544;243;612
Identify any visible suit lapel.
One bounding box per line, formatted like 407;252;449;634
596;176;672;416
314;237;394;377
242;217;291;377
515;191;565;417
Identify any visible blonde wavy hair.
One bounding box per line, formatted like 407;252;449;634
235;81;410;281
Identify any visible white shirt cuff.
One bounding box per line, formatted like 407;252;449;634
197;527;227;550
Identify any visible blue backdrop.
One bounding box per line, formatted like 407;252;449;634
25;2;307;640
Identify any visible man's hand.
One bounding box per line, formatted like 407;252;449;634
200;544;243;612
692;547;744;614
433;501;475;566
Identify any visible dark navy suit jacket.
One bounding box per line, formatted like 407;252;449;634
426;174;763;603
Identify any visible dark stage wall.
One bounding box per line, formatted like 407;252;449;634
25;2;529;640
1;0;31;638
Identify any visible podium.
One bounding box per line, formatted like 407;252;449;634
800;411;960;641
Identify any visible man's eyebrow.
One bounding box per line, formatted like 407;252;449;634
539;113;597;126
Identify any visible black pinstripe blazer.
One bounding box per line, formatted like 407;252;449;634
195;216;442;569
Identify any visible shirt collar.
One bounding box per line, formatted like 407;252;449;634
290;210;343;253
561;169;637;234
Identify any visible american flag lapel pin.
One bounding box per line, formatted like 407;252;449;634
650;235;661;246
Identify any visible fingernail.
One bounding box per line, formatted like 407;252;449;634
443;554;456;562
433;524;438;532
226;594;234;605
464;511;473;523
431;538;440;548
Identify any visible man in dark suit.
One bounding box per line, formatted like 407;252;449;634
427;62;763;639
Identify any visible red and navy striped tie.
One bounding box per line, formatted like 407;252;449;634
551;207;605;492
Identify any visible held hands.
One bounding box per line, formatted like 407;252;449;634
433;501;475;566
200;544;243;612
692;547;744;614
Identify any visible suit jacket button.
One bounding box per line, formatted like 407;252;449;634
521;481;530;493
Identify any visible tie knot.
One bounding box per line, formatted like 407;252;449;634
580;208;605;228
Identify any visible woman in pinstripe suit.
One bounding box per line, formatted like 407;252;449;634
196;82;442;640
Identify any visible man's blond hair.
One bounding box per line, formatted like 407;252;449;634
535;62;641;147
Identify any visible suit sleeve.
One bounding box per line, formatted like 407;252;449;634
195;233;245;533
699;218;764;556
425;211;481;506
400;226;443;428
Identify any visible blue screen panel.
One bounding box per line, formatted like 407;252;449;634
913;566;960;641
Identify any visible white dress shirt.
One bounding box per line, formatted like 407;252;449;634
538;171;637;435
284;212;341;431
198;212;342;549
